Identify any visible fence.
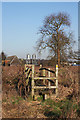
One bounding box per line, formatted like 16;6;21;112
25;64;58;99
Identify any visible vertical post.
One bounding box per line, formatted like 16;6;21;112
24;64;27;96
25;65;30;97
48;68;50;89
32;65;34;99
24;64;26;98
39;64;42;76
43;69;45;84
25;67;28;85
40;64;42;68
25;64;28;78
28;68;31;92
25;64;27;77
25;84;27;99
56;64;58;97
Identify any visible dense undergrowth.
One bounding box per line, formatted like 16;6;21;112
39;97;80;119
2;65;80;118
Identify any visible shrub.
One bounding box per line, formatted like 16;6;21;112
58;68;72;87
44;105;62;118
43;98;77;118
11;96;24;104
59;99;73;118
37;95;43;101
76;102;80;117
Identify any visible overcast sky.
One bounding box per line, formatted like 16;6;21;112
1;1;78;59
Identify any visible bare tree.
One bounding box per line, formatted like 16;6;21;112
36;12;74;67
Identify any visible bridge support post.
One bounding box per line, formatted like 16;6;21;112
43;69;45;84
48;68;50;89
56;65;58;97
32;65;34;99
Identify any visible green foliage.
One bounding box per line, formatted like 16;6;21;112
6;80;11;84
11;96;24;104
3;99;7;102
37;95;43;101
17;96;24;101
44;99;62;118
42;98;79;118
13;77;18;84
12;99;19;104
27;95;33;101
76;102;80;117
73;103;78;111
59;99;73;118
44;107;62;118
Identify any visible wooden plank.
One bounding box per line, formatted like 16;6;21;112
25;68;31;86
25;68;29;72
34;77;56;80
39;64;42;76
26;71;32;86
39;67;55;74
40;64;42;68
43;69;45;84
56;64;58;97
41;91;50;94
33;86;56;89
32;65;34;98
25;64;33;67
25;66;28;78
48;68;50;89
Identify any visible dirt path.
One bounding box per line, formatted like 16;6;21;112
2;97;47;118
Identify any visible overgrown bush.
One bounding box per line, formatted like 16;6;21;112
76;102;80;117
42;98;79;118
44;106;62;119
11;96;24;104
59;68;70;87
37;95;43;101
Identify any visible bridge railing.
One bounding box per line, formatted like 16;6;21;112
25;64;58;99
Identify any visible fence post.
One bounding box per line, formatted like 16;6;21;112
39;64;42;76
27;68;31;92
24;64;27;98
43;69;45;84
48;68;50;89
56;64;58;97
32;65;34;99
25;64;27;77
40;64;42;68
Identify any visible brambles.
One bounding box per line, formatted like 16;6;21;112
76;102;80;117
43;98;79;118
11;96;24;104
37;95;43;101
2;65;80;118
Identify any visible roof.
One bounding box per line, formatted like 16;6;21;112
6;55;16;61
6;55;21;65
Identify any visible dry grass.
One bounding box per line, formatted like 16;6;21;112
2;65;80;118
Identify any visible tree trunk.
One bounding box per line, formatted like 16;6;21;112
57;31;60;68
58;49;60;67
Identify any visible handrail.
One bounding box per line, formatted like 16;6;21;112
39;67;55;74
24;64;58;99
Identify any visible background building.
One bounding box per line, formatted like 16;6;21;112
26;54;38;65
